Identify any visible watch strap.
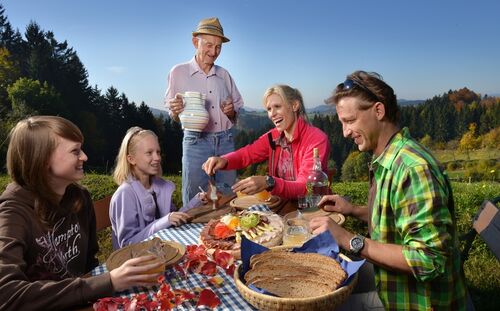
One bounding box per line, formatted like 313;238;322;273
266;175;275;191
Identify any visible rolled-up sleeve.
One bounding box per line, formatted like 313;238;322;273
396;165;452;282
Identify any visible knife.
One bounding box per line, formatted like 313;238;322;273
208;175;218;209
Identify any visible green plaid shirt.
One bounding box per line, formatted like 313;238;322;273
370;127;467;310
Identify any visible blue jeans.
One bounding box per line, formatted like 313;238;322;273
182;129;237;206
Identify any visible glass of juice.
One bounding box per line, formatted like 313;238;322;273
282;211;311;246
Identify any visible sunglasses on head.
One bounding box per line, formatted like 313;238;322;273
340;78;379;101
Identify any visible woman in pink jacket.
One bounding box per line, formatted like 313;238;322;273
203;84;330;199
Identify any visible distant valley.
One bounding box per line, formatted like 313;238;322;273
151;98;424;118
151;99;425;132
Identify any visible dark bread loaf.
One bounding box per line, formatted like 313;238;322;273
245;250;347;298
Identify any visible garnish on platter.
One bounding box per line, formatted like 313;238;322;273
200;210;284;259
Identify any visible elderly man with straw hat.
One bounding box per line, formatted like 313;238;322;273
165;17;243;207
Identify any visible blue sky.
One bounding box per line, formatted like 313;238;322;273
2;0;500;110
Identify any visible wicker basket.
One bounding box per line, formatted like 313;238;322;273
234;249;358;311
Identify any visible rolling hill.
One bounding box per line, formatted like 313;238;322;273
150;99;425;132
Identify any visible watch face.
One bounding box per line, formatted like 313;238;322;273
350;235;364;253
351;237;363;249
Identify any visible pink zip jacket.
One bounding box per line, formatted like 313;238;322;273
223;117;330;199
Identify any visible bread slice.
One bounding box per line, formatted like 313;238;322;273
250;250;338;268
251;251;345;279
245;263;344;285
249;277;334;298
244;264;317;283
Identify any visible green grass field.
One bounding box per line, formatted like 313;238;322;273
432;147;500;183
433;148;500;164
1;174;499;310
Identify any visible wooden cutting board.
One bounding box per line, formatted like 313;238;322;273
187;194;236;223
300;208;345;225
106;239;185;271
230;195;282;210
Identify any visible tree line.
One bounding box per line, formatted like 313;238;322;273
1;4;498;179
0;5;183;174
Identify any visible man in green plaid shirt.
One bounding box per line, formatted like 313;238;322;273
310;71;468;310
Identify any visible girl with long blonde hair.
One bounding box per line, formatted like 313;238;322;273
110;126;205;249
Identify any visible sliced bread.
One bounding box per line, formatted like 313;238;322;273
245;262;344;285
245;250;347;297
249;277;334;298
250;251;346;281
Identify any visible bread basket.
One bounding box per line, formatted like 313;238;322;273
233;247;358;311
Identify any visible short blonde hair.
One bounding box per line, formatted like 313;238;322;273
6;115;85;226
262;85;308;122
112;126;161;185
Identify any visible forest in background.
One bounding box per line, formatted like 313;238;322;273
1;4;499;180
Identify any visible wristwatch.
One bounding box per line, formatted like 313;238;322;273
265;175;275;191
349;234;365;255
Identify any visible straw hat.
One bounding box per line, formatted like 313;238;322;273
192;17;230;43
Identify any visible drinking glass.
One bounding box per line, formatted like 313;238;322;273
282;211;311;246
308;194;322;210
297;196;309;210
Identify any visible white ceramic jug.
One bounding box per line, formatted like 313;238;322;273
179;91;209;132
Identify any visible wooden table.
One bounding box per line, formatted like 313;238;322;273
273;198;297;216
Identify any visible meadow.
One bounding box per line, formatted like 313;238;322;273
434;148;500;164
0;174;499;310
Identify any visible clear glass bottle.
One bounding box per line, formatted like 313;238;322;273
306;148;329;196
